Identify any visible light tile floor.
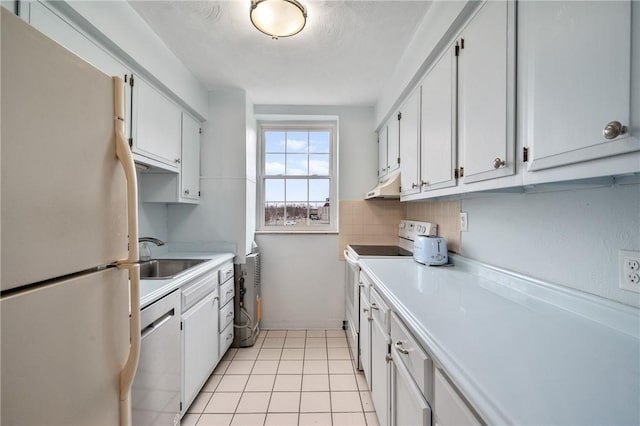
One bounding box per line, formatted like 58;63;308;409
181;329;380;426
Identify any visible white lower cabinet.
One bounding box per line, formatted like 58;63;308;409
434;369;481;426
370;289;390;426
182;291;219;413
390;313;433;426
359;283;372;385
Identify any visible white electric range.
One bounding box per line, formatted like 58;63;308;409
343;220;437;369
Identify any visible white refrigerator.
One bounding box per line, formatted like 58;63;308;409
1;9;141;426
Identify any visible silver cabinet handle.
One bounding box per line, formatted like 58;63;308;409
603;121;627;139
370;303;379;311
184;189;190;195
362;308;369;313
395;340;409;355
385;353;392;363
174;158;181;164
358;283;365;288
493;157;506;169
421;181;428;187
227;311;234;317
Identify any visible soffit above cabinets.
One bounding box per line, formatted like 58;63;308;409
128;1;432;106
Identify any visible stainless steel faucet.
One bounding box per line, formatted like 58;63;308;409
138;237;165;261
138;237;165;246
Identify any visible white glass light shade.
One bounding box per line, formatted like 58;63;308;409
250;0;307;39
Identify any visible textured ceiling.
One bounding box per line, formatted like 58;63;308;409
128;0;431;106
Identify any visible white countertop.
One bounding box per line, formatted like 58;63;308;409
359;257;640;425
139;252;235;309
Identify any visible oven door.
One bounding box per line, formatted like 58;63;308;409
344;248;361;370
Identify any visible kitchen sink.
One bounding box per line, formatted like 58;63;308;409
139;259;207;279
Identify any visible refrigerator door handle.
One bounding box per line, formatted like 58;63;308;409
113;76;140;426
113;76;139;265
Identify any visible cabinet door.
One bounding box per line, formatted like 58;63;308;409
182;292;219;412
434;369;481;426
400;88;421;196
371;316;390;426
378;125;388;179
521;1;638;172
359;292;372;387
421;43;457;192
181;112;201;201
133;76;182;171
458;0;515;183
388;114;400;174
391;346;431;426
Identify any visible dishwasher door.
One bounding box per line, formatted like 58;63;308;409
132;290;182;426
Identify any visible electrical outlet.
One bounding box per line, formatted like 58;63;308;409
619;250;640;293
459;212;468;232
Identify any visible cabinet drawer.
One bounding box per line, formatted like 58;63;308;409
219;299;235;331
219;278;235;308
182;269;218;311
434;369;481;426
219;262;234;284
370;288;390;334
219;321;234;358
390;313;433;403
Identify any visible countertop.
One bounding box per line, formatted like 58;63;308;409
139;252;235;309
359;256;640;426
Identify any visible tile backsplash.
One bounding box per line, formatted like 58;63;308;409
338;199;461;258
405;200;461;253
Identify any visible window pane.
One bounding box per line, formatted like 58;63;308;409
286;154;308;175
264;202;284;226
265;131;285;152
265;154;285;175
286;179;307;201
309;131;330;153
309;179;329;202
285;202;307;226
310;201;330;225
309;154;329;175
287;132;308;153
265;179;284;201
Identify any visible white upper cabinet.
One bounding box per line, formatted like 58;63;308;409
379;114;400;181
420;43;457;192
400;88;421;196
520;1;639;178
387;114;400;176
458;0;515;184
132;76;182;172
181;112;201;201
378;124;388;179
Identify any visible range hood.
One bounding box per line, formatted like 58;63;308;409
365;172;400;199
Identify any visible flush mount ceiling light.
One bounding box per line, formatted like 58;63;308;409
250;0;307;39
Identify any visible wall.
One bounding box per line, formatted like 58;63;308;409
167;89;255;262
461;183;640;307
137;171;168;243
253;105;377;329
405;200;461;254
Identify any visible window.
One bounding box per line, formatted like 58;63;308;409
258;122;337;232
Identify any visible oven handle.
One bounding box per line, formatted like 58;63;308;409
343;249;359;267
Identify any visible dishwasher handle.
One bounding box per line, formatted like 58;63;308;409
141;308;175;339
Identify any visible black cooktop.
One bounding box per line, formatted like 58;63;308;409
349;245;412;257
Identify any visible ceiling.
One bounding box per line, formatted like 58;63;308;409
128;1;432;106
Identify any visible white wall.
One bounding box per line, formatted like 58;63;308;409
168;89;255;262
252;105;376;328
48;0;208;119
374;1;474;128
255;234;345;329
461;183;640;307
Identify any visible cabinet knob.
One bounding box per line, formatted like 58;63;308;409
363;308;369;313
493;157;506;169
411;183;418;189
385;353;392;363
174;158;181;164
370;303;379;311
421;181;428;187
603;121;627;140
184;189;190;195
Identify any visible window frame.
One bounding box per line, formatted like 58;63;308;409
256;121;338;233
